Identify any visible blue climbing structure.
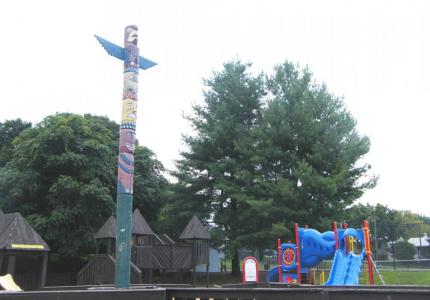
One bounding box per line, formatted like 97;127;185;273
267;221;373;286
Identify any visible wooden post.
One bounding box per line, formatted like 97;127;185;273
7;255;16;277
0;253;3;274
107;239;112;255
38;253;48;289
206;263;209;287
206;241;210;287
192;240;196;287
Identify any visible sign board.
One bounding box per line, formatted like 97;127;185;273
283;247;295;265
242;256;259;283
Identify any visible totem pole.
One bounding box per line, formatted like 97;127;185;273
95;26;156;288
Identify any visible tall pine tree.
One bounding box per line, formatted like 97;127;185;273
254;62;376;232
171;60;376;274
170;61;265;274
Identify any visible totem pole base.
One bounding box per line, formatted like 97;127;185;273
115;193;133;288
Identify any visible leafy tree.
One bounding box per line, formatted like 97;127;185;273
345;203;400;240
133;146;169;226
253;62;376;234
171;60;265;274
0;114;117;259
173;60;376;274
0;119;31;167
0;113;168;263
394;211;430;240
391;241;416;260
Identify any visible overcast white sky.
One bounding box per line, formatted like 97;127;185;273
1;0;429;216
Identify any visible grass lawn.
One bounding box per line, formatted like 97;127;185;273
357;270;430;285
378;271;430;285
293;269;430;285
217;259;430;286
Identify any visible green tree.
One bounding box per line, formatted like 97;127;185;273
345;203;401;240
0;113;168;262
133;146;169;226
173;60;375;274
253;62;376;233
171;60;265;274
0;114;117;259
0;119;31;167
391;241;416;260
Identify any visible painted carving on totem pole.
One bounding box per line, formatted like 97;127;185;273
124;26;139;70
118;152;134;194
119;128;136;154
117;25;140;195
123;72;138;95
121;98;138;129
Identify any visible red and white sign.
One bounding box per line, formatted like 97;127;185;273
242;256;259;283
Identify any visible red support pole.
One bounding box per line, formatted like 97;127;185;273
277;238;282;283
343;223;348;253
295;223;301;284
363;220;374;285
333;221;339;251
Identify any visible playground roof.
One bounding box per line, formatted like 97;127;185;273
95;209;154;239
179;216;210;240
408;236;430;247
0;213;50;252
132;209;154;235
94;215;117;239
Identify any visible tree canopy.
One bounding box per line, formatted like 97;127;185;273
0;113;168;261
0;119;31;167
169;60;376;273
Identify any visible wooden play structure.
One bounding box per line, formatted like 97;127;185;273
0;211;50;290
77;210;210;285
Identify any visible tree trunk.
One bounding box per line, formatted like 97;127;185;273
230;197;241;275
231;248;240;275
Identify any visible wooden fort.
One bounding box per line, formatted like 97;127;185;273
77;210;210;285
0;211;50;290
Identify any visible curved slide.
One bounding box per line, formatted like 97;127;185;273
325;250;364;285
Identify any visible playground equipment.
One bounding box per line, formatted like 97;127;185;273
267;221;379;285
78;211;210;286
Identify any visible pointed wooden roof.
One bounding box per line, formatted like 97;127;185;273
179;216;210;240
95;209;154;239
94;215;117;239
0;213;49;251
132;209;154;235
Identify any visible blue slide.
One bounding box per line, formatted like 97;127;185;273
325;250;364;285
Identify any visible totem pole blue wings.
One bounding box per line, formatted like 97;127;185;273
94;35;157;70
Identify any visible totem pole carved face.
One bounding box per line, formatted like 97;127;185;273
119;129;136;154
124;72;138;94
126;26;138;45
